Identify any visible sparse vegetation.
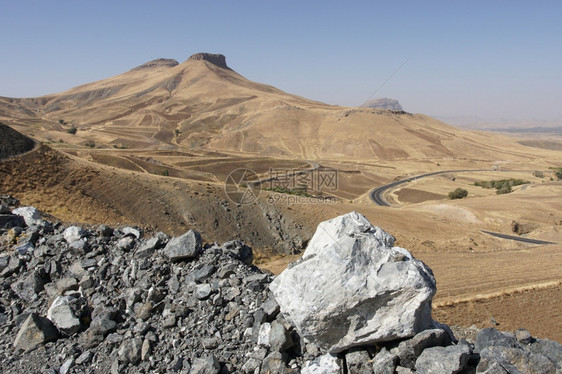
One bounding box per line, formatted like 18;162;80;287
448;188;468;200
265;185;312;197
474;178;528;194
550;167;562;180
112;144;128;149
162;169;169;176
67;127;77;135
533;170;544;178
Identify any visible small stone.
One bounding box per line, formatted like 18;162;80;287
372;347;399;374
269;320;294;352
415;344;471;374
75;350;94;365
47;296;81;335
12;207;42;226
56;277;79;294
190;355;220;374
136;302;153;321
59;358;74;374
13;313;59;350
301;353;342;374
515;328;533;344
345;349;372;374
195;283;212;300
141;340;152;362
63;226;84;243
118;337;143;364
162;230;202;262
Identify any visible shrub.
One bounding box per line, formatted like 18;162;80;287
67;127;77;135
556;170;562;180
448;188;468;200
496;183;512;195
162;169;169;176
84;140;95;148
533;170;544;178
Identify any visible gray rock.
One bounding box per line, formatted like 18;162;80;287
13;313;59;350
415;344;471;374
136;236;161;258
475;328;520;353
122;226;142;238
261;351;287;374
269;320;294;352
345;349;372;374
258;322;272;347
11;269;47;302
118;337;143;364
222;240;253;265
270;212;436;353
190;355;220;374
195;283;212;300
162;230;202;262
56;277;78;294
301;353;342;374
63;226;85;243
392;328;453;369
75;350;94;365
191;264;216;282
477;345;557;374
1;254;22;276
515;329;533;345
528;339;562;367
59;358;74;374
373;347;399;374
47;296;81;335
12;206;42;226
116;236;135;251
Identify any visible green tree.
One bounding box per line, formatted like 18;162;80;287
448;188;468;200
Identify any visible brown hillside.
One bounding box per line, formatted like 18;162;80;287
0;122;35;159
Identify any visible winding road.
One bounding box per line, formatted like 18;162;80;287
368;169;557;245
369;169;489;206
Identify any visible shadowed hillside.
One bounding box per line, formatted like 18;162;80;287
0;122;35;159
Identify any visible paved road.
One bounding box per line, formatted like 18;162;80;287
480;230;556;245
369;169;489;206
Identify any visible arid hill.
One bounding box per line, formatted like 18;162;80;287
0;53;545;163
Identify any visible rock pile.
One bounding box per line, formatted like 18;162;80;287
0;200;560;373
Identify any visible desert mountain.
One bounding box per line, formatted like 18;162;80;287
0;53;539;162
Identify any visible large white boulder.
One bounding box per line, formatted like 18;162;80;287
269;211;436;353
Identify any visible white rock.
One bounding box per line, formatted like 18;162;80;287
63;226;85;244
257;322;271;347
12;206;42;226
270;211;436;353
47;295;81;335
301;354;341;374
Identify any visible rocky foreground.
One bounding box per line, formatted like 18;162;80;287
0;198;561;374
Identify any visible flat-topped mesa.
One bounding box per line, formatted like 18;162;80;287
187;53;230;69
130;58;179;71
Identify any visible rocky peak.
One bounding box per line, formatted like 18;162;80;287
187;53;230;69
364;97;403;111
130;58;179;71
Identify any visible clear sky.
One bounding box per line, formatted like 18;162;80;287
1;1;561;122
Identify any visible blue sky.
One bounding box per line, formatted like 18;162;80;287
1;1;561;122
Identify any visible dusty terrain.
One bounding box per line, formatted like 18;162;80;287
0;53;561;341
